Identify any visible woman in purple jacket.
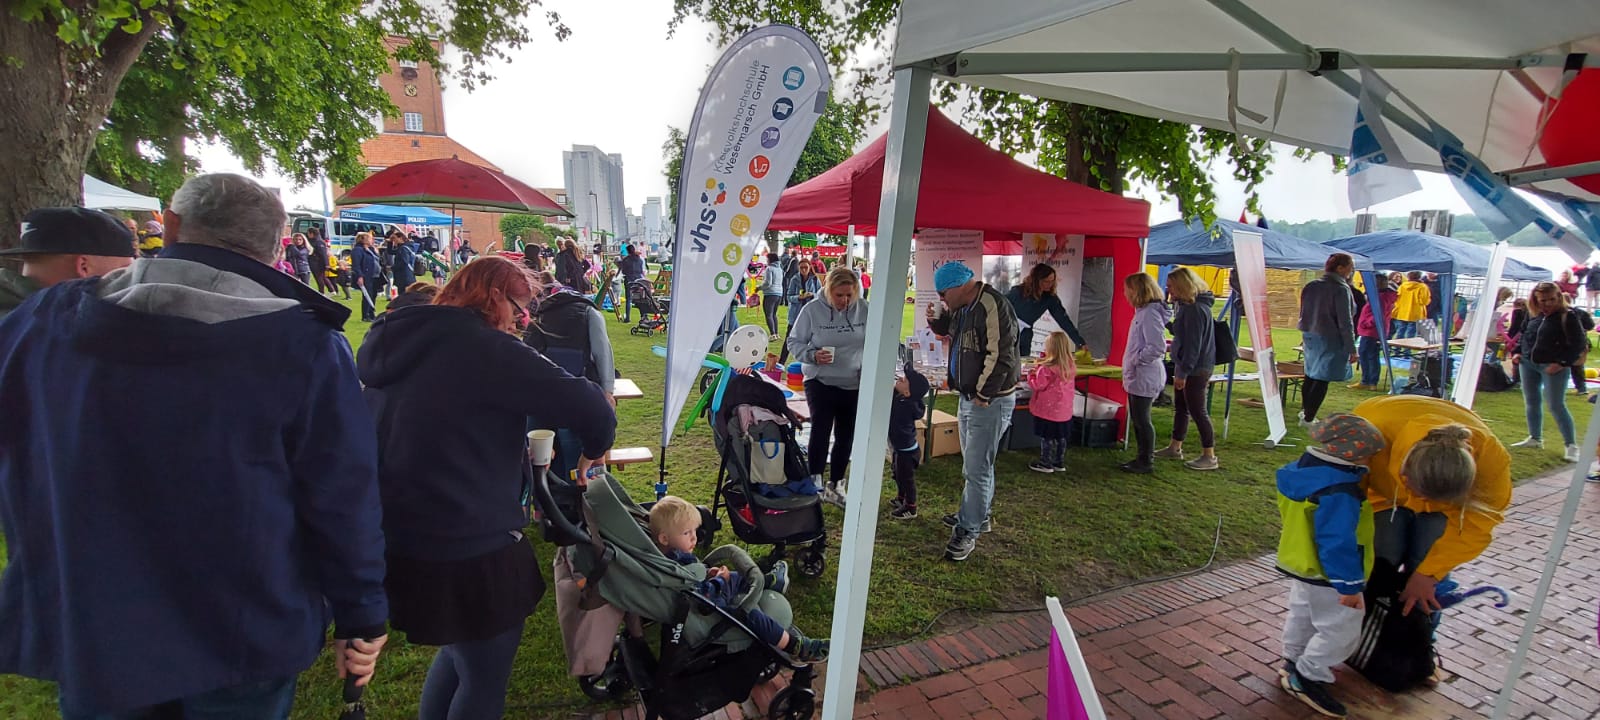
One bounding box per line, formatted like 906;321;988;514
1120;273;1171;474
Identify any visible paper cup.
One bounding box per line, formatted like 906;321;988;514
527;429;556;466
821;345;835;362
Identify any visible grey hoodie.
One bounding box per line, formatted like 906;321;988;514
786;297;869;389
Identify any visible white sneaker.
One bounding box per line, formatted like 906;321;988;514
1509;437;1544;449
1564;444;1581;462
1297;414;1313;429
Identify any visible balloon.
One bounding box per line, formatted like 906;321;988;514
1537;69;1600;194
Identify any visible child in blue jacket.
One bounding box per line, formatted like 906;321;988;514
1274;413;1386;719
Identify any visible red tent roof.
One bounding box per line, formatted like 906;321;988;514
769;109;1150;238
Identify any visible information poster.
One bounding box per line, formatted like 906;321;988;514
914;228;984;328
1452;242;1508;409
1233;230;1287;445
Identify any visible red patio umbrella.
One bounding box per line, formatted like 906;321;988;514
335;156;572;216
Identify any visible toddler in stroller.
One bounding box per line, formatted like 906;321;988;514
534;466;822;720
629;278;669;336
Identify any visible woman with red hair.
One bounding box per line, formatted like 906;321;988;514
358;255;616;719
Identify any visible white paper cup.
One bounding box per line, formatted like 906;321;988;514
820;345;835;363
527;429;556;466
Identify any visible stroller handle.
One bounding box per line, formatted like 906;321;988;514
530;459;590;547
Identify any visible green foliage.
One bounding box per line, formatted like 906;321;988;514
500;213;554;249
661;99;863;225
1271;214;1580;247
672;0;1298;224
10;0;569;200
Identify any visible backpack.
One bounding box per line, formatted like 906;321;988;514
524;291;600;383
1476;361;1513;392
1212;319;1238;365
1347;559;1438;691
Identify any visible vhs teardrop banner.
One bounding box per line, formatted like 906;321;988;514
661;26;831;447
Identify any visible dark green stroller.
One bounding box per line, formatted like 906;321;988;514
532;467;819;720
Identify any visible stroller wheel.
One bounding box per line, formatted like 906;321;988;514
767;686;816;720
577;655;633;702
699;368;721;394
798;547;825;578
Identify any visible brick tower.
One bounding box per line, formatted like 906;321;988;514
346;38;506;253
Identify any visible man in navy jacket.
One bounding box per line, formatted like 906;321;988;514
0;174;390;719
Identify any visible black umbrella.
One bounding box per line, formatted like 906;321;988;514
338;676;367;720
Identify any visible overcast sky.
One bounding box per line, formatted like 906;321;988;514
197;6;1486;225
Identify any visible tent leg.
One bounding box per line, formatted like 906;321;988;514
1222;298;1242;440
819;66;931;720
1490;398;1600;718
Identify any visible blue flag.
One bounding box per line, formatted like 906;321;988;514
1346;70;1420;210
1430;122;1539;240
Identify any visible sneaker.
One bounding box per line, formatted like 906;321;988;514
1028;460;1056;473
944;527;977;561
1345;382;1367;390
821;484;846;508
1586;470;1600;484
765;561;789;595
1510;436;1544;449
1152;446;1184;460
1565;444;1582;462
1281;667;1347;718
890;504;919;520
1297;414;1314;429
785;627;830;663
1118;459;1153;474
1278;658;1295;679
888;496;905;513
941;513;992;533
1184;455;1219;471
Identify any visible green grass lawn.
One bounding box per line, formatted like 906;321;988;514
1;284;1588;718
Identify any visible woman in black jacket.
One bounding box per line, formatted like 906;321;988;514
1509;281;1584;462
358;256;616;719
1155;268;1218;471
555;239;590;293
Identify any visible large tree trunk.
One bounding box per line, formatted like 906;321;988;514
1061;104;1124;194
0;10;157;251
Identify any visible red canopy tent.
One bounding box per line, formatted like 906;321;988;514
770;108;1151;436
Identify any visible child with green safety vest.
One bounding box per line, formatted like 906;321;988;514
1274;413;1386;719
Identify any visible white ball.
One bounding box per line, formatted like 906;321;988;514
724;325;769;368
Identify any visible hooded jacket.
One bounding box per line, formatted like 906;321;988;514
889;361;930;452
0;244;385;714
619;253;646;284
1169;291;1216;378
1351;395;1511;580
359;305;615;562
785;271;821;319
1275;450;1374;594
928;282;1020;401
1122;301;1172;398
1027;358;1077;423
1392;280;1431;322
0;268;41;320
787;297;870;390
1519;308;1587;366
1298;272;1357;357
1357;289;1398;339
285;241;312;275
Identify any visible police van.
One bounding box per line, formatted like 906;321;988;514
287;213;401;253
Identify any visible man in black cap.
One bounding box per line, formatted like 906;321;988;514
0;208;136;319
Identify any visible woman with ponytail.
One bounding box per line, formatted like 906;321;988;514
1350;395;1512;616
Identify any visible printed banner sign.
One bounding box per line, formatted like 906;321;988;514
1022;233;1086;356
661;26;830;447
1232;230;1287;444
914;228;984;329
1452;242;1508;409
1346;69;1421;211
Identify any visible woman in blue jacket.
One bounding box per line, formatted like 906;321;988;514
1006;263;1087;357
359;256;616;719
351;232;384;321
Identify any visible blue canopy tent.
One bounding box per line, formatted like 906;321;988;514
1148;218;1374;272
1147;218;1376;438
1326;230;1550;397
338;204;464;227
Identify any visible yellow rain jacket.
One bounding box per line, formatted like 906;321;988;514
1392;280;1431;322
1351;395;1511;580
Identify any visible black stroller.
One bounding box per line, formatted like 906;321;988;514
628;278;670;336
710;372;828;577
530;462;819;720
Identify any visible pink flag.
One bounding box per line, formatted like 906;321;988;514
1047;628;1093;720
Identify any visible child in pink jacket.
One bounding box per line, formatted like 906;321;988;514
1027;331;1078;473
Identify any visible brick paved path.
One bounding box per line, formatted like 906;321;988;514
591;472;1600;719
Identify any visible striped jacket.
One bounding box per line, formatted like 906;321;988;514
929;282;1020;401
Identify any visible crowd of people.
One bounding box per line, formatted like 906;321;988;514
0;174;623;720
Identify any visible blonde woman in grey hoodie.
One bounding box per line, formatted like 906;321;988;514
786;266;869;504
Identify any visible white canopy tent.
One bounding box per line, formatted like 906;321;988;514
82;175;161;212
820;3;1600;719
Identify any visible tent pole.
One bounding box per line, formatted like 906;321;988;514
1222;295;1241;440
1491;398;1600;719
820;66;930;720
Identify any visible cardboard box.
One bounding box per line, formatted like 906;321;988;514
914;409;961;457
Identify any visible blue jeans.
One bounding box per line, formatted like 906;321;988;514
1519;360;1576;446
957;393;1016;534
1392;320;1416;340
1358;335;1382;386
63;677;296;720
